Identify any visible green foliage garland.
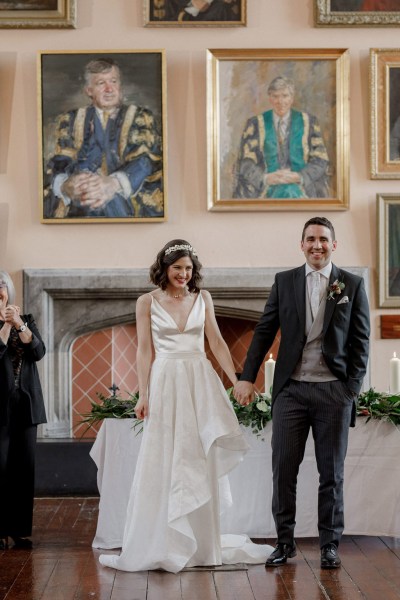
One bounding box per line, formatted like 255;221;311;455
79;392;141;436
226;387;271;435
356;388;400;426
79;387;400;436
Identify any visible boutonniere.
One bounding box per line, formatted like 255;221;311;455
327;279;345;301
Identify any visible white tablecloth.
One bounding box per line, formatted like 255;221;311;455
90;418;400;549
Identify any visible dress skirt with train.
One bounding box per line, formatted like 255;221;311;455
99;292;272;573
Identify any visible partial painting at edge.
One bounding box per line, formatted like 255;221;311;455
331;0;400;11
0;1;58;9
149;0;242;23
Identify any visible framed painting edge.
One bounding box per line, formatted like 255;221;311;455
143;0;246;27
370;47;400;180
314;0;400;28
207;47;350;213
38;49;168;224
0;0;76;29
376;193;400;308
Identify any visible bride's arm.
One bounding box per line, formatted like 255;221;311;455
135;294;153;419
203;290;238;386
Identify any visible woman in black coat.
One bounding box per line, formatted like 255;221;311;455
0;270;46;550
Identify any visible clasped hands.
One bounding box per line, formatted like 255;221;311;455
265;169;301;186
62;172;121;209
3;304;22;328
233;380;255;406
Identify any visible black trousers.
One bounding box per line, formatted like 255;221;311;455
271;379;353;548
0;389;37;538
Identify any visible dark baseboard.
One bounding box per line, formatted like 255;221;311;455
35;439;99;496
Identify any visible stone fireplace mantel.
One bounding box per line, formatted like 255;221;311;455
23;267;369;438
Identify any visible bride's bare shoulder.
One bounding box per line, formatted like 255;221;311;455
200;289;213;305
137;292;156;308
200;289;211;298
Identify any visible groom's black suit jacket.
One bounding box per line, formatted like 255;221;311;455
241;264;370;416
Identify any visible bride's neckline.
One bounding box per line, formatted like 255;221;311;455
162;289;189;299
152;292;201;333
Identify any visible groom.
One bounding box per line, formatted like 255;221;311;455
234;217;370;569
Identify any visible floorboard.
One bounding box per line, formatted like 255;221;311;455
0;498;398;600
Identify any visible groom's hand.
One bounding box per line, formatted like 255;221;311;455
233;380;254;406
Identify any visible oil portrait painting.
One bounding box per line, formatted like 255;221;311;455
144;0;246;26
370;48;400;178
39;51;167;223
207;49;349;211
316;0;400;26
378;193;400;307
0;0;76;28
331;1;400;9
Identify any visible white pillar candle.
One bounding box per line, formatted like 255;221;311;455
264;354;275;395
390;352;400;394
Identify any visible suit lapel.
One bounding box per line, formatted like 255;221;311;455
323;264;341;335
293;265;306;333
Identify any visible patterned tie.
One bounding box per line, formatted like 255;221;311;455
277;118;285;145
102;110;110;129
310;271;321;320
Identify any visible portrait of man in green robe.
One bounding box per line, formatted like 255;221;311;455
234;76;330;200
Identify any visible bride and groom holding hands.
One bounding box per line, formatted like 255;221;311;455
99;215;370;574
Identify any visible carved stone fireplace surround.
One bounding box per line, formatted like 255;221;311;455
23;267;369;440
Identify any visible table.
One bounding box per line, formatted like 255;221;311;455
90;418;400;549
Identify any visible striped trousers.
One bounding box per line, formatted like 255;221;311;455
271;379;354;548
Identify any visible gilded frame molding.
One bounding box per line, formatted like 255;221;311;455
370;48;400;179
143;0;246;27
377;193;400;307
315;1;400;28
38;49;167;224
207;48;350;212
0;0;76;29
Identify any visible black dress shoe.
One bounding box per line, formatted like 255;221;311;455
10;536;33;549
321;543;341;569
265;542;297;567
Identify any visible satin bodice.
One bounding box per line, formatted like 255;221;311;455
150;292;205;355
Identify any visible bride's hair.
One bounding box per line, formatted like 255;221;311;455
149;239;203;293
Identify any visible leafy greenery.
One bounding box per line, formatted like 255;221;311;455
79;391;142;436
356;388;400;426
79;386;400;438
226;387;272;436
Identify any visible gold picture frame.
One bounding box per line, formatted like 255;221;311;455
207;48;350;212
370;48;400;179
315;1;400;28
38;50;167;224
0;0;76;29
377;193;400;307
143;0;246;27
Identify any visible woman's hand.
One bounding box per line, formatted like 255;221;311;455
4;305;22;328
135;397;149;420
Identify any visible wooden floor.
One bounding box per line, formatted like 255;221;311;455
0;498;399;600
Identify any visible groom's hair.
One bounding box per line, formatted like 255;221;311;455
302;217;335;241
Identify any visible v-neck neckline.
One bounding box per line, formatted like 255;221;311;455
152;292;201;334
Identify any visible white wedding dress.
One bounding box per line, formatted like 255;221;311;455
99;292;272;573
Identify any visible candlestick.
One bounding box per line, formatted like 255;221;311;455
264;354;275;395
390;352;400;394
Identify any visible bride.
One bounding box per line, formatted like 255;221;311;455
99;239;272;573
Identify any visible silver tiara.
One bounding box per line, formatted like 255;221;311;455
165;244;197;256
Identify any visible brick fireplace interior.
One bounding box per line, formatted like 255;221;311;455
71;318;281;439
